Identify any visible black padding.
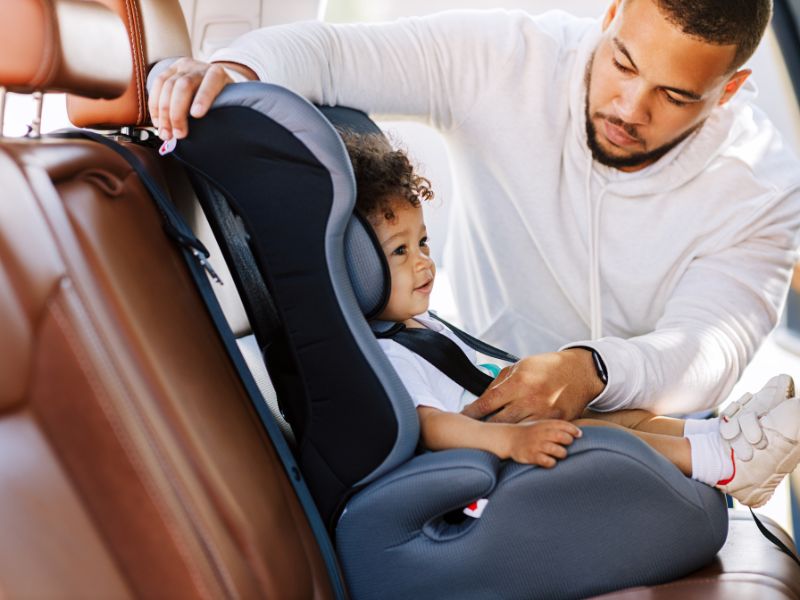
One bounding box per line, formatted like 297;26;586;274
171;106;399;526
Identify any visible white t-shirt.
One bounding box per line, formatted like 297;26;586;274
376;313;498;413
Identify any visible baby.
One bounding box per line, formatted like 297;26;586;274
344;131;800;508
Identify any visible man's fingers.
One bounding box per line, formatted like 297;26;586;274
190;65;230;120
148;64;178;128
483;405;526;424
169;75;199;139
461;387;506;419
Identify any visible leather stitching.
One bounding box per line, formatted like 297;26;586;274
121;0;144;123
127;0;147;123
31;0;57;88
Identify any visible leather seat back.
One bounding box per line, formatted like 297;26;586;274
0;1;335;597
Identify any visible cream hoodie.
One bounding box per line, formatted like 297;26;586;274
211;10;800;414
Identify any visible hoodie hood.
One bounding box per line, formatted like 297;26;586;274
568;20;761;199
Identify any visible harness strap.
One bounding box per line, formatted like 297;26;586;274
377;323;495;397
428;310;521;363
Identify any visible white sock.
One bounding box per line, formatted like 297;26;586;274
687;432;734;486
683;417;720;437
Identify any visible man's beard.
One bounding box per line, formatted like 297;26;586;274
583;53;703;170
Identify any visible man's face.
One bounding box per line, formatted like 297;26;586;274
586;0;746;171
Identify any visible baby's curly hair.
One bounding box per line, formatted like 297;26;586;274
340;130;434;223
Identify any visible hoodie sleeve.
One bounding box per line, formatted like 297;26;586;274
566;187;800;415
209;11;547;131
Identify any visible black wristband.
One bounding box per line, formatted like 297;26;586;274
571;346;608;385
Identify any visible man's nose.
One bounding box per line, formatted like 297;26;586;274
614;80;650;125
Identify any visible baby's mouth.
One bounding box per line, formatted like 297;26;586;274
415;278;434;294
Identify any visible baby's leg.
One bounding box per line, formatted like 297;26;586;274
573;418;692;475
581;409;686;437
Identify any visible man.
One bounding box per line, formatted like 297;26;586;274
149;0;800;423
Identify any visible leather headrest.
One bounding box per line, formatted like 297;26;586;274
0;0;131;98
67;0;192;129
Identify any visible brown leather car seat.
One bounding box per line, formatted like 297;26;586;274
0;1;335;597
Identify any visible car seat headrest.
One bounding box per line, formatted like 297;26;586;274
0;0;131;98
316;106;392;320
67;0;191;129
344;212;390;320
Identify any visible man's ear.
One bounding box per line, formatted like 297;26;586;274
602;0;623;31
719;69;751;105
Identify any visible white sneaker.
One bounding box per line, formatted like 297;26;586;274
719;374;795;444
717;396;800;508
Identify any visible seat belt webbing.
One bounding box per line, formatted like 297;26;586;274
186;174;282;347
428;310;521;363
377;324;495;397
750;508;800;567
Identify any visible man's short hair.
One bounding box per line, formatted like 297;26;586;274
642;0;773;70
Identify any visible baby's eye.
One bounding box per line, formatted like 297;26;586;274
420;236;429;247
392;245;407;256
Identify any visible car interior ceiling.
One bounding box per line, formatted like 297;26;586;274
0;0;799;598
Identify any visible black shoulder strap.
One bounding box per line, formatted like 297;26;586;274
184;172;282;349
48;129;348;599
428;310;520;363
49;130;223;283
377;323;494;397
750;508;800;567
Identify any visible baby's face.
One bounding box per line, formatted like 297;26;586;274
372;200;436;323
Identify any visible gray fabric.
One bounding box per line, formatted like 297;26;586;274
337;427;728;599
344;215;386;317
237;334;295;445
205;82;419;485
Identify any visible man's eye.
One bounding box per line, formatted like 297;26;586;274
392;245;407;256
664;92;689;107
612;58;634;74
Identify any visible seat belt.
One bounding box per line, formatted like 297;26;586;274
427;310;520;363
183;173;283;350
373;311;520;398
750;508;800;567
48;129;349;599
375;323;495;397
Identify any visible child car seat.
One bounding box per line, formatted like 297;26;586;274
153;77;729;599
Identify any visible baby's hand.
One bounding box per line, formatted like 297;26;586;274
504;420;582;467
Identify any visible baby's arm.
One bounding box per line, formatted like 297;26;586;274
417;407;582;468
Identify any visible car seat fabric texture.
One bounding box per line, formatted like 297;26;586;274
164;81;728;598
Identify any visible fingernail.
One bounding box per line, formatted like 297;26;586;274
190;103;203;117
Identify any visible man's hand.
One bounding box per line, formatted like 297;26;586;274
148;58;256;140
461;349;606;423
